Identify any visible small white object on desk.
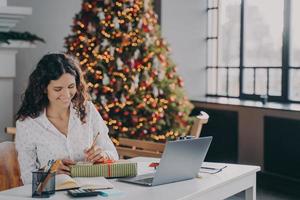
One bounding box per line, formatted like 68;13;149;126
198;165;227;175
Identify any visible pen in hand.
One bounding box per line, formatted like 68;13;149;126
90;132;100;150
84;132;100;163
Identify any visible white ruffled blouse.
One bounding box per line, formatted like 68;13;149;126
15;101;119;184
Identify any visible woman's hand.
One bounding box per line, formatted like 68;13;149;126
56;159;76;175
84;145;109;164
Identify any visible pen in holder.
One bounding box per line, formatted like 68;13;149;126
32;169;56;198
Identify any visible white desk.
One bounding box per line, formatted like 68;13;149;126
0;157;260;200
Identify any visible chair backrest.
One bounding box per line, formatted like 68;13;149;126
189;111;209;138
116;138;165;159
4;127;16;141
0;141;23;191
5;127;16;135
117;111;209;159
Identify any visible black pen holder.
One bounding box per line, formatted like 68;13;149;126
32;170;56;198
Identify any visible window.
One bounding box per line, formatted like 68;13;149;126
206;0;300;103
290;0;300;101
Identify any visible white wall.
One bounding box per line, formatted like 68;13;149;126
8;0;207;116
161;0;207;100
9;0;81;113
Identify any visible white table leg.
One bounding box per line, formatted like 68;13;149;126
245;185;256;200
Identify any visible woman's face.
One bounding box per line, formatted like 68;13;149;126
46;73;77;109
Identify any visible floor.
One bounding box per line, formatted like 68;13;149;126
228;188;300;200
228;172;300;200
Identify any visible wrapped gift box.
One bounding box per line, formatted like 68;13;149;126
70;161;137;178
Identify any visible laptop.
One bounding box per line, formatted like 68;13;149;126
118;136;212;186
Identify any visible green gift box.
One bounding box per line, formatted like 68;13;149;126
70;161;137;178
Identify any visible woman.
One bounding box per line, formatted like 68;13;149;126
15;53;118;184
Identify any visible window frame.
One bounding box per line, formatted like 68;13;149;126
206;0;300;104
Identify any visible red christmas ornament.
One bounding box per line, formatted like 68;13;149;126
102;86;108;93
167;73;174;79
151;70;158;77
110;78;117;84
181;119;188;127
134;60;142;69
132;116;138;123
178;77;184;87
151;102;157;108
106;15;112;21
150;127;156;133
102;113;109;120
123;67;129;73
139;81;146;88
142;23;149;32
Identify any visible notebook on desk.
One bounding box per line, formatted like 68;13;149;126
55;174;113;191
118;136;212;186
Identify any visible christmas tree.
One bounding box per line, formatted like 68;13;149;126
65;0;193;142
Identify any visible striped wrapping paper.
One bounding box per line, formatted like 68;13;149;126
70;161;137;178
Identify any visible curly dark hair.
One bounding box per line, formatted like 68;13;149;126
16;53;89;123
